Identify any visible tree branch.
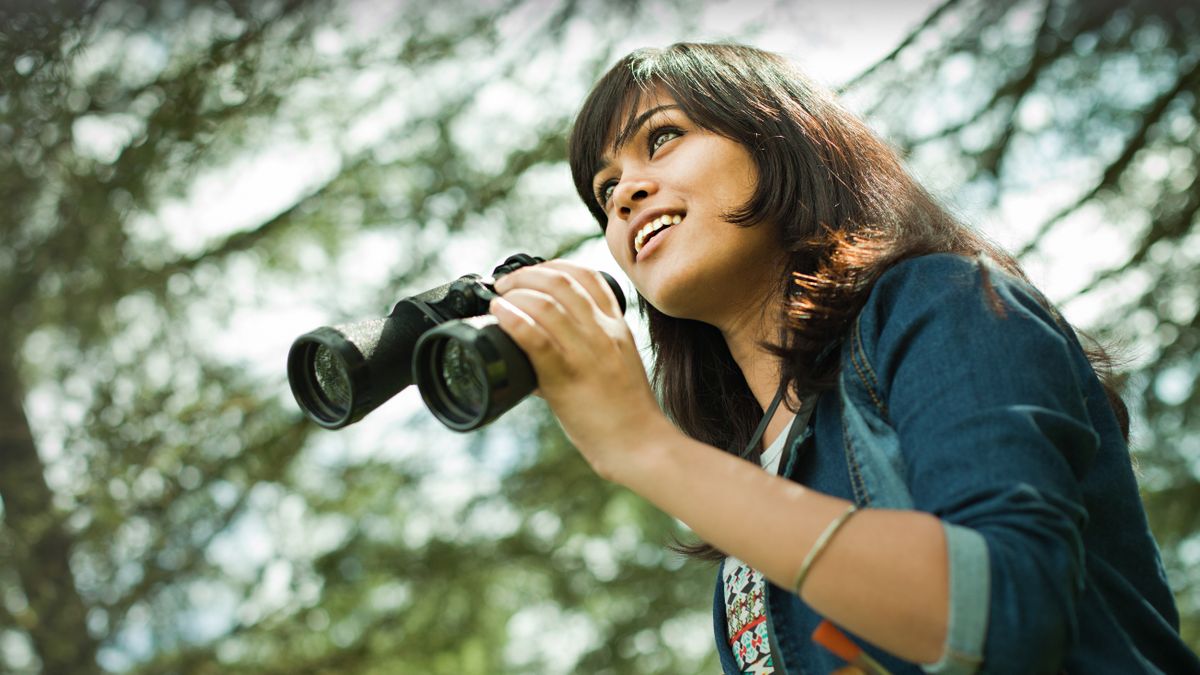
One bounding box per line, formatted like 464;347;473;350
1065;168;1200;303
837;0;966;93
1019;54;1200;260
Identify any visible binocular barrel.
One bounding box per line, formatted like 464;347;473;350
287;294;448;429
287;255;626;431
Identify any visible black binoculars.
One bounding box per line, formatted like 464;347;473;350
287;253;626;431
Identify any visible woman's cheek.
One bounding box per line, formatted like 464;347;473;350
604;228;628;268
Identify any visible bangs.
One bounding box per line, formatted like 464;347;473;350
568;42;798;230
568;49;665;228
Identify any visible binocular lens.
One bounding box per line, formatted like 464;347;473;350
413;315;536;431
288;326;382;429
431;338;488;420
313;345;353;414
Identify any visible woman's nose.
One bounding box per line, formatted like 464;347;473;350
613;176;657;220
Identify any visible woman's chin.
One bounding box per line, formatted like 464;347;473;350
640;287;709;322
637;268;711;318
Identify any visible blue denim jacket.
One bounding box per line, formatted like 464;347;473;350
713;254;1200;674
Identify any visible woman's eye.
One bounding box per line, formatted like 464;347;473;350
649;127;681;155
597;180;616;206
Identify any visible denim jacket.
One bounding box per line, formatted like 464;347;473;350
713;254;1200;674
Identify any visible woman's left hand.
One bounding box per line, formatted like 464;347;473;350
489;259;675;482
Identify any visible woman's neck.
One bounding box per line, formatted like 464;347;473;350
718;298;797;449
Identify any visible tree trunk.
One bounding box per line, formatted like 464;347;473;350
0;350;100;675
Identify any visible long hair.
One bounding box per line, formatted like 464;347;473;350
568;43;1128;561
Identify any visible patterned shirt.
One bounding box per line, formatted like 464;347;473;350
723;416;794;674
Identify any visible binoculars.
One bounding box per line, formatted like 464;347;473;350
287;253;626;431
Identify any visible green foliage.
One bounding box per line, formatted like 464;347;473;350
2;0;1198;672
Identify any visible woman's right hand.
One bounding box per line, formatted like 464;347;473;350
489;259;678;483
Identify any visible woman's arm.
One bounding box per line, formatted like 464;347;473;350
618;415;951;665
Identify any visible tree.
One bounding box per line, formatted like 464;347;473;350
4;0;1197;672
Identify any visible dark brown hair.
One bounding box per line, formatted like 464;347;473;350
568;43;1128;560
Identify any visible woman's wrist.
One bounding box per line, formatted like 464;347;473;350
602;414;684;488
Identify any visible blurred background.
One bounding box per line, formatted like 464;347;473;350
2;0;1198;672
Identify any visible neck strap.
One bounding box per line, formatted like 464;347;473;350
742;379;789;459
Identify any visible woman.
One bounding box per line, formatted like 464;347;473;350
487;42;1198;673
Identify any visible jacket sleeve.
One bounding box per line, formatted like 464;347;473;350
859;254;1097;673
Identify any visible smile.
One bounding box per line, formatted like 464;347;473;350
634;213;683;256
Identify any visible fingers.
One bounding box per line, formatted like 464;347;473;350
488;293;560;351
494;260;623;320
488;259;629;386
489;293;570;374
541;259;625;317
492;287;579;354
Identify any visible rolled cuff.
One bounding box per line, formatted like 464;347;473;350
923;522;989;674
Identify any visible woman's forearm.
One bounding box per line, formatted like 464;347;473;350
617;419;950;665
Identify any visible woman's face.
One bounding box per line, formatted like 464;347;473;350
591;89;784;326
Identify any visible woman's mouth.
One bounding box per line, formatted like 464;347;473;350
634;213;683;257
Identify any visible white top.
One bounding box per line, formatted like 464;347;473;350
759;415;794;476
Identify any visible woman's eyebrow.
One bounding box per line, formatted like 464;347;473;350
596;104;681;177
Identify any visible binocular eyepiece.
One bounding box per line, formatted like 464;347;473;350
286;253;626;431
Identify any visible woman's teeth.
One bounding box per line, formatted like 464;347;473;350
634;214;682;255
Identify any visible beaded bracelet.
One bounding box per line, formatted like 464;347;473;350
792;503;860;596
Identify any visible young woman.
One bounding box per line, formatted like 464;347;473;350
486;42;1199;674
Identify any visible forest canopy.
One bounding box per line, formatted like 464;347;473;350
1;1;1197;672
